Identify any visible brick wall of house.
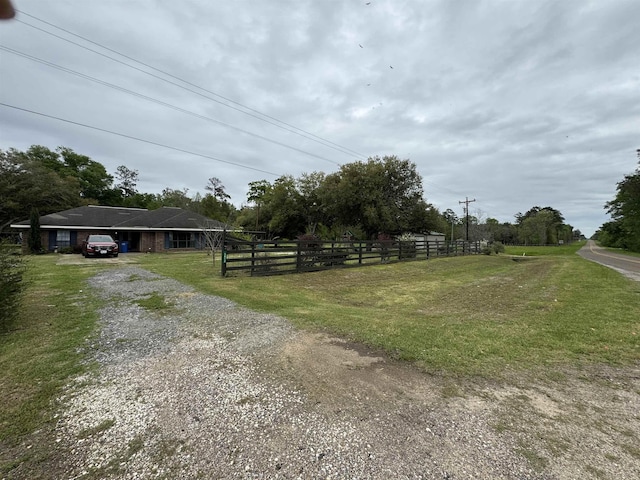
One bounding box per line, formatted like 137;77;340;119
22;230;121;253
139;232;159;253
155;232;167;252
20;229;202;254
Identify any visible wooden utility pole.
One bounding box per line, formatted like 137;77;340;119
459;197;476;241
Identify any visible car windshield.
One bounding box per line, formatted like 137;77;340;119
88;235;115;242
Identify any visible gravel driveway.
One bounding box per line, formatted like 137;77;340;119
54;266;640;479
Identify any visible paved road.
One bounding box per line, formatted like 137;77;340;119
577;240;640;281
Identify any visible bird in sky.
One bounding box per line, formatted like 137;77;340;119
359;44;363;48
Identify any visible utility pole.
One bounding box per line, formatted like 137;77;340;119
458;197;476;241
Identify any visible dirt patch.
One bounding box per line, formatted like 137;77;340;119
268;332;640;479
271;332;443;413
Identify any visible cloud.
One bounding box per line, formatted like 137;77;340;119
1;0;639;237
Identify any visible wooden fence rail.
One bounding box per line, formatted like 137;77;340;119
221;236;480;276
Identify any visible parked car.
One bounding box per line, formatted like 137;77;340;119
82;234;119;258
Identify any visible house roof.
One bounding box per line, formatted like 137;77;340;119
10;205;231;231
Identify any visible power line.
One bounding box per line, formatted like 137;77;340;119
0;102;281;177
458;196;476;241
14;11;367;160
0;44;341;167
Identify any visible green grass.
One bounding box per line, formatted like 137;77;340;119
2;247;639;475
504;242;585;256
601;246;640;258
0;255;108;476
135;292;174;311
139;248;639;377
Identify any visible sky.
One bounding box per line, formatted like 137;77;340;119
1;1;639;238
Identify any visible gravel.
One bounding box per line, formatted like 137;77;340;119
54;266;640;479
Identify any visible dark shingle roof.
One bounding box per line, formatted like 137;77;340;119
11;206;229;230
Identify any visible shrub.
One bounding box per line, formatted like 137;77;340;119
297;233;322;266
399;241;417;259
28;208;42;254
254;252;274;273
0;240;26;331
297;233;321;249
482;241;506;255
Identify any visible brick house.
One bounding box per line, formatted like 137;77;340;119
11;205;232;253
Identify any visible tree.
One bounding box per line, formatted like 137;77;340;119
28;208;42;253
205;177;231;201
56;147;114;202
0;147;81;231
516;206;566;244
154;188;193;209
443;209;460;241
267;175;305;238
323;156;426;238
297;172;326;234
603;150;640;251
200;220;226;267
245;180;272;232
0;238;25;331
200;193;236;222
484;217;501;242
115;165;139;198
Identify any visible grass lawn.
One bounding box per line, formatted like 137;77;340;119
503;242;585;256
2;244;639;475
139;244;639;376
0;256;108;476
601;246;640;258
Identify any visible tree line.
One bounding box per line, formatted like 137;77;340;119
595;149;640;252
1;145;577;245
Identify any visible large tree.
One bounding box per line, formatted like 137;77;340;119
241;180;272;232
0;147;81;231
323;156;427;238
516;206;567;244
267;175;305;238
200;193;236;223
297;171;326;234
54;146;114;203
603;151;640;251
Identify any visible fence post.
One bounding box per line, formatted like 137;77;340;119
331;241;335;266
358;242;363;264
251;241;256;276
296;241;301;273
221;229;227;277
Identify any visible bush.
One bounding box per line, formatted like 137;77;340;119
492;241;505;254
482;241;506;255
0;240;26;331
399;241;417;259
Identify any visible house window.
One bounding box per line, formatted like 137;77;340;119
56;230;71;247
170;232;193;249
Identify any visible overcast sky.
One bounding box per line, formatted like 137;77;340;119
1;1;639;237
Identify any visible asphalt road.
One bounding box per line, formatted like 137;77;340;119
577;240;640;281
